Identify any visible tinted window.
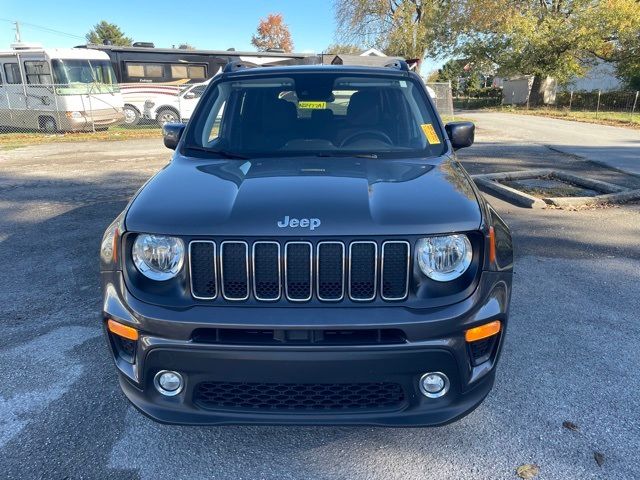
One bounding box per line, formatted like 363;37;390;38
3;63;22;84
171;64;207;80
24;61;53;85
185;73;445;158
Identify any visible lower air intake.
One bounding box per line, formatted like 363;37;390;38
194;381;405;412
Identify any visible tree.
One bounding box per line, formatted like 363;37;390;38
178;43;195;50
334;0;453;69
325;43;362;54
251;13;294;52
335;0;640;94
86;21;132;46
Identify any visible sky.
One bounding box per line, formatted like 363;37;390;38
0;0;442;73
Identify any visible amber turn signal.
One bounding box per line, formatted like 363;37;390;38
488;226;496;264
107;319;139;341
465;320;501;343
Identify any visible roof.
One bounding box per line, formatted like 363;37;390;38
327;54;402;67
82;44;315;59
0;47;110;60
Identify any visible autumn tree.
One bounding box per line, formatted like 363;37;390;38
86;20;132;46
251;13;294;52
335;0;640;89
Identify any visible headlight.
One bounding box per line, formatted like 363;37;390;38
132;234;184;281
416;234;473;282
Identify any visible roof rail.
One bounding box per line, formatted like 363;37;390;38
223;61;259;73
384;59;410;71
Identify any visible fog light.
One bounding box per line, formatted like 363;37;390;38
419;372;449;398
154;370;184;396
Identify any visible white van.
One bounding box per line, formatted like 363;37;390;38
0;43;124;132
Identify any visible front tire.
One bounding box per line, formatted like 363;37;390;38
40;116;57;133
123;105;141;126
156;108;180;126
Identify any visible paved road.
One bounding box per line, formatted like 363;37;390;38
1;136;639;479
469;112;640;176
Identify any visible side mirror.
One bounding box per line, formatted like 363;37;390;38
162;123;186;150
445;121;475;150
183;92;196;99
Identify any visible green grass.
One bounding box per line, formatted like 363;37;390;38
0;124;163;150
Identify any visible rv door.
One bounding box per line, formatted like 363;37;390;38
1;61;28;127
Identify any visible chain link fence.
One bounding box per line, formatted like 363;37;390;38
2;80;458;140
424;82;454;118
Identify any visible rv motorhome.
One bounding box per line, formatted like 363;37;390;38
0;44;124;132
81;44;317;125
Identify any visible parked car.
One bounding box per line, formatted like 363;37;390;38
143;80;209;125
100;61;513;426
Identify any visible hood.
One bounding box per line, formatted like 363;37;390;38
125;155;482;236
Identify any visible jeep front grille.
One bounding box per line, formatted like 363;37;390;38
189;239;410;303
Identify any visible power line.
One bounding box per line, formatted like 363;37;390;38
0;18;84;40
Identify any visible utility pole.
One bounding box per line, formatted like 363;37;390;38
14;21;21;42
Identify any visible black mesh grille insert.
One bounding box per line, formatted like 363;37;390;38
190;242;216;298
194;381;405;412
221;242;248;299
317;242;344;300
253;242;280;300
382;242;409;300
286;243;311;300
349;242;377;300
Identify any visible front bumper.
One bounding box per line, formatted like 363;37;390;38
102;271;511;426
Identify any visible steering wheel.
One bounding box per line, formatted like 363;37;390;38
339;130;393;147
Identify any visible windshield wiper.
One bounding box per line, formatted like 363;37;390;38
184;145;250;160
316;152;378;159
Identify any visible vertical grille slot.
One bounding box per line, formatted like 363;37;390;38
189;241;217;299
317;242;345;301
220;241;249;300
381;241;410;301
285;242;312;301
252;242;281;301
349;241;378;301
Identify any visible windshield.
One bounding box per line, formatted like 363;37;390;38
52;59;118;93
184;73;445;158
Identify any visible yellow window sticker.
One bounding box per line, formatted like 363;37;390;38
298;101;327;109
420;123;441;144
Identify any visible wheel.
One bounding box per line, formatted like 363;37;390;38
156;108;180;126
123;105;141;126
40;116;57;133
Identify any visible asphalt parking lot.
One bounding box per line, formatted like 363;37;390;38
1;127;639;479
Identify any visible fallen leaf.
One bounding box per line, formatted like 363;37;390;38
594;452;605;467
562;421;579;431
516;464;540;479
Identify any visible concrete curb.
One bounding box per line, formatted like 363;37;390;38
471;169;638;209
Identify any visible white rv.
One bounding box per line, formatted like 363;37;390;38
0;44;124;132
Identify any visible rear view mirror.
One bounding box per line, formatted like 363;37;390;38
162;123;186;150
445;122;475;150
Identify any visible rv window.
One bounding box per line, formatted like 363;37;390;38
24;61;53;85
3;63;22;84
171;64;207;80
125;63;164;79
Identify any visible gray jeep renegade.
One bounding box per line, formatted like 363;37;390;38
100;61;513;426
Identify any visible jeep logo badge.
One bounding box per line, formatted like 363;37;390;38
277;216;321;231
